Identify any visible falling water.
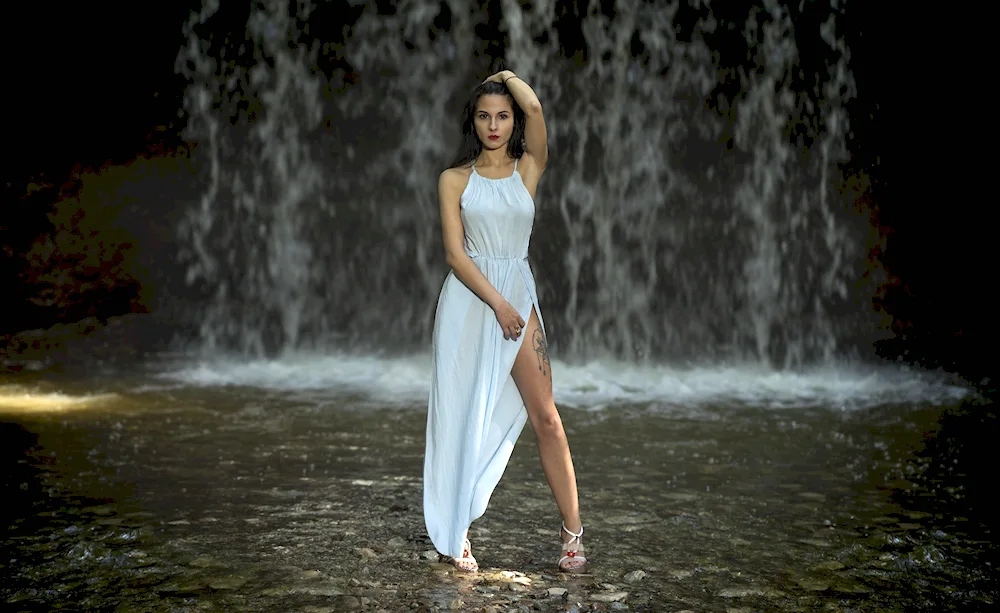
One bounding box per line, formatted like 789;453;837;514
174;0;886;371
175;0;329;356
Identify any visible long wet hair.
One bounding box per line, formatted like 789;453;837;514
448;69;526;169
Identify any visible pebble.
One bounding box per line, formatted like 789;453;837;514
208;575;250;590
797;492;826;500
158;582;207;595
811;560;845;571
623;570;646;583
292;583;347;597
335;595;361;610
355;547;378;560
797;538;832;547
188;556;226;568
797;577;830;591
833;583;872;594
718;587;786;598
591;592;628;602
664;492;699;502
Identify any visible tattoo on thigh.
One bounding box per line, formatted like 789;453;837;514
532;327;550;377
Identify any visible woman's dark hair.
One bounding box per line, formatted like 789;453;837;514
448;79;526;169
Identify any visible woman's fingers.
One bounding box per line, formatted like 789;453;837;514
501;314;525;341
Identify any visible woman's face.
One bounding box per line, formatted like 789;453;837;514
474;94;514;151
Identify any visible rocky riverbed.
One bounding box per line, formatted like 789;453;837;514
1;348;996;612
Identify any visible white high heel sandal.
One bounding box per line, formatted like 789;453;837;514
559;522;588;573
438;537;478;572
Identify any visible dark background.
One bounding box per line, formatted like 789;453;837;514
2;1;991;385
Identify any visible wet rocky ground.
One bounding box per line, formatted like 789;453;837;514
2;366;997;612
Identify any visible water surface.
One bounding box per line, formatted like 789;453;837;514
2;355;994;612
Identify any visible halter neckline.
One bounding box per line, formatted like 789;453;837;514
471;157;518;180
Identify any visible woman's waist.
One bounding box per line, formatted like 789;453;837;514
465;250;528;261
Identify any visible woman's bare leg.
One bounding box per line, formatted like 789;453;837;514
510;308;584;567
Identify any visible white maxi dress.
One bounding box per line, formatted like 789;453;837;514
423;157;545;558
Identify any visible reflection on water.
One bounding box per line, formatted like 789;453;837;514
1;364;995;612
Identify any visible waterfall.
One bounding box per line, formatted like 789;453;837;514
174;0;885;368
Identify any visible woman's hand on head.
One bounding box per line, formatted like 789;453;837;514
483;70;514;84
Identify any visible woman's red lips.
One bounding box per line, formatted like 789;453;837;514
488;135;499;140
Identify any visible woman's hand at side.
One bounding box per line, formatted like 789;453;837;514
492;300;525;341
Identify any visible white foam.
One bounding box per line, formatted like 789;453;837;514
155;352;972;411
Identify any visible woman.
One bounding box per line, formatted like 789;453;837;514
423;67;587;574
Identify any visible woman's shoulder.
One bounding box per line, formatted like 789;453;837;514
440;165;474;183
443;163;474;175
439;165;474;195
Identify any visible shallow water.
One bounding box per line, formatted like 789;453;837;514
1;356;995;612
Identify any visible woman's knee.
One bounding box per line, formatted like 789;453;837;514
531;406;565;441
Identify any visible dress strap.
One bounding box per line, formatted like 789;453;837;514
513;157;518;173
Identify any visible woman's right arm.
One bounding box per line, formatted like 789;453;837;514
439;169;504;309
439;169;524;338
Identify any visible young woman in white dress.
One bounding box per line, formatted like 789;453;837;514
423;67;587;574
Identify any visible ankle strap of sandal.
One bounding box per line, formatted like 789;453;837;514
561;522;584;545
